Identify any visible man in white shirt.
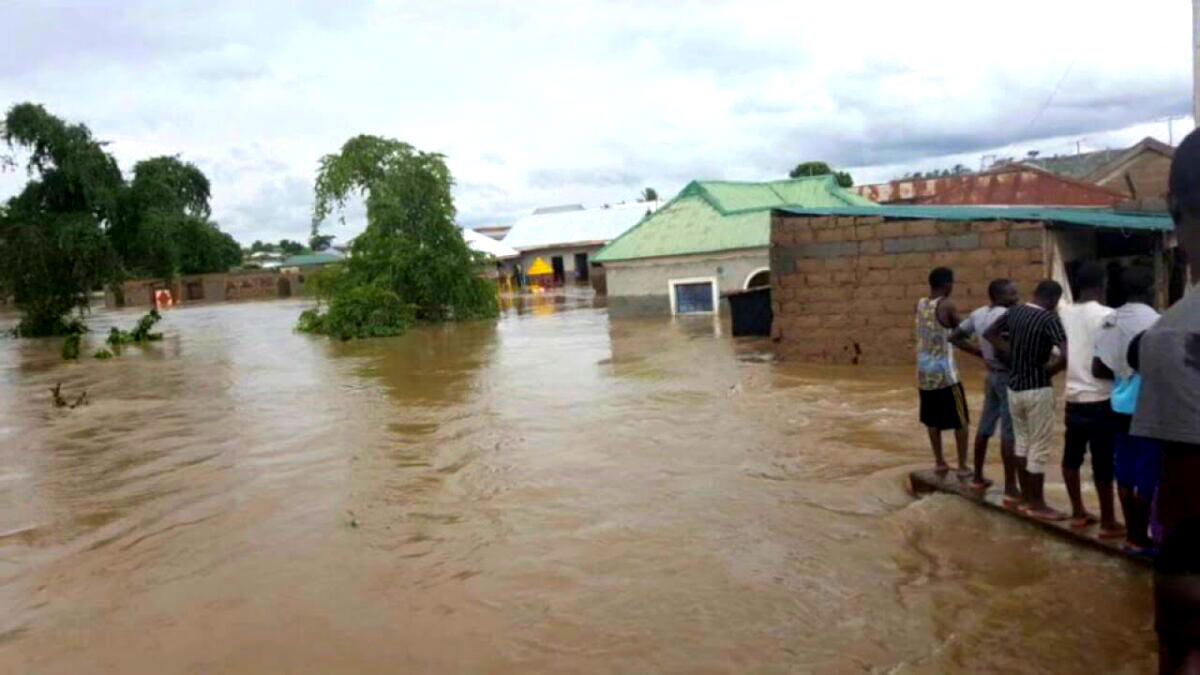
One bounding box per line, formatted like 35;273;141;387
1058;262;1119;537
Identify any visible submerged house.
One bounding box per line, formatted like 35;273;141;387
501;202;649;289
593;176;874;316
769;205;1179;365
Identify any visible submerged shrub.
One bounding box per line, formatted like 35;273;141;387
298;135;498;340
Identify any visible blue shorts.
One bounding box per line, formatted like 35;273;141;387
977;370;1014;443
1114;418;1162;499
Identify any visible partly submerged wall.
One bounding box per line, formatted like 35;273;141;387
769;214;1047;365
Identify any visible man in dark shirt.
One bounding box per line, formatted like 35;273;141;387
1133;126;1200;671
985;280;1068;522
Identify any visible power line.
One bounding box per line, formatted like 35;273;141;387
1016;58;1077;142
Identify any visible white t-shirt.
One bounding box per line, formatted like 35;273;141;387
1060;300;1114;403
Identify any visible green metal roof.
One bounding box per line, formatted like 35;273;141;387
775;205;1174;232
594;176;874;262
280;252;345;267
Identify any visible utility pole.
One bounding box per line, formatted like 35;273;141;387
1194;0;1200;125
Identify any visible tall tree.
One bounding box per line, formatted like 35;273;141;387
299;134;497;339
788;160;854;188
111;155;218;278
640;187;659;202
0;103;122;335
309;233;335;251
278;239;308;256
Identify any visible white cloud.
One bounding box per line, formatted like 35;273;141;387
0;0;1194;243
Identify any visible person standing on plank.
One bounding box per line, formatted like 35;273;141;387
915;267;971;478
1059;261;1120;536
951;278;1019;496
1130;126;1200;671
985;280;1068;522
1093;266;1160;552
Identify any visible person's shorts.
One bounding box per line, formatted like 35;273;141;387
1063;400;1116;483
1008;387;1055;474
1114;421;1162;499
1158;442;1200;534
977;370;1014;443
919;383;968;431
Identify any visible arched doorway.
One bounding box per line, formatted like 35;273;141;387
743;268;770;289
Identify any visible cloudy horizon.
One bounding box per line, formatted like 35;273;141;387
1;0;1194;245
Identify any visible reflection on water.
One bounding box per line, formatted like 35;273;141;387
0;293;1153;672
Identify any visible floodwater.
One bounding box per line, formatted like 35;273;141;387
0;291;1154;673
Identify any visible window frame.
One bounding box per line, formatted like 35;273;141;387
668;276;719;315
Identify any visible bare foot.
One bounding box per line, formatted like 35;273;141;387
934;463;950;478
1002;495;1024;509
1026;506;1068;522
969;478;993;491
1097;524;1127;540
1069;513;1098;530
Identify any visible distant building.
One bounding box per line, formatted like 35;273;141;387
472;224;512;240
278;251;345;272
857;137;1175;208
769;205;1179;364
501;202;649;290
854;163;1128;207
594;176;873;316
1024;137;1174;202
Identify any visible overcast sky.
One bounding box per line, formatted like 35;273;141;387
0;0;1194;245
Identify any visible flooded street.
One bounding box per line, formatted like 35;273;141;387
0;294;1154;673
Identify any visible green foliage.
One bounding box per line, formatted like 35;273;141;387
112;155;239;277
309;233;335;251
279;239;308;256
106;309;163;347
1;104;242;336
94;349;113;360
61;334;81;360
788;160;854;187
297;285;414;340
640;187;658;202
300;135;498;339
1;103;122;336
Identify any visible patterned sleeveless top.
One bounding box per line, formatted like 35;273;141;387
915;297;959;390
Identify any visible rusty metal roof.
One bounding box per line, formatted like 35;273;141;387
774;205;1173;232
917;163;1127;207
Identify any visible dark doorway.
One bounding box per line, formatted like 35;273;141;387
278;278;292;298
574;253;589;282
551;256;565;285
186;281;204;301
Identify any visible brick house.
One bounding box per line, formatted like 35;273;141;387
768;205;1177;365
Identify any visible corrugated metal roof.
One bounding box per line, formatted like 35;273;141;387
463;228;518;259
774;205;1174;232
502;202;649;251
280;252;345;267
594;176;872;262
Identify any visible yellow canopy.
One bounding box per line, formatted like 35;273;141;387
527;257;553;276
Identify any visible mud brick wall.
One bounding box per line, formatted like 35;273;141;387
769;215;1048;365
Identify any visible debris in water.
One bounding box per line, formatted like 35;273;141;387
346;510;359;528
50;383;88;409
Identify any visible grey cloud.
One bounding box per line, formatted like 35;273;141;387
526;168;643;189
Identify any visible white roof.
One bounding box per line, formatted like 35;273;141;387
463;228;519;259
501;202;649;252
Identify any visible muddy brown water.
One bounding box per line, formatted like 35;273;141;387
0;292;1154;673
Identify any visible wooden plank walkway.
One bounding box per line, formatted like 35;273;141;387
908;469;1152;568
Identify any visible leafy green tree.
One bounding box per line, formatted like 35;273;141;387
111;155;224;278
640;187;658;202
0;103;121;335
298;134;498;339
788;160;853;187
278;239;309;256
250;239;277;253
309;233;335;251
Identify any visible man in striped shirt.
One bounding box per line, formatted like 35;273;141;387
985;280;1068;521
